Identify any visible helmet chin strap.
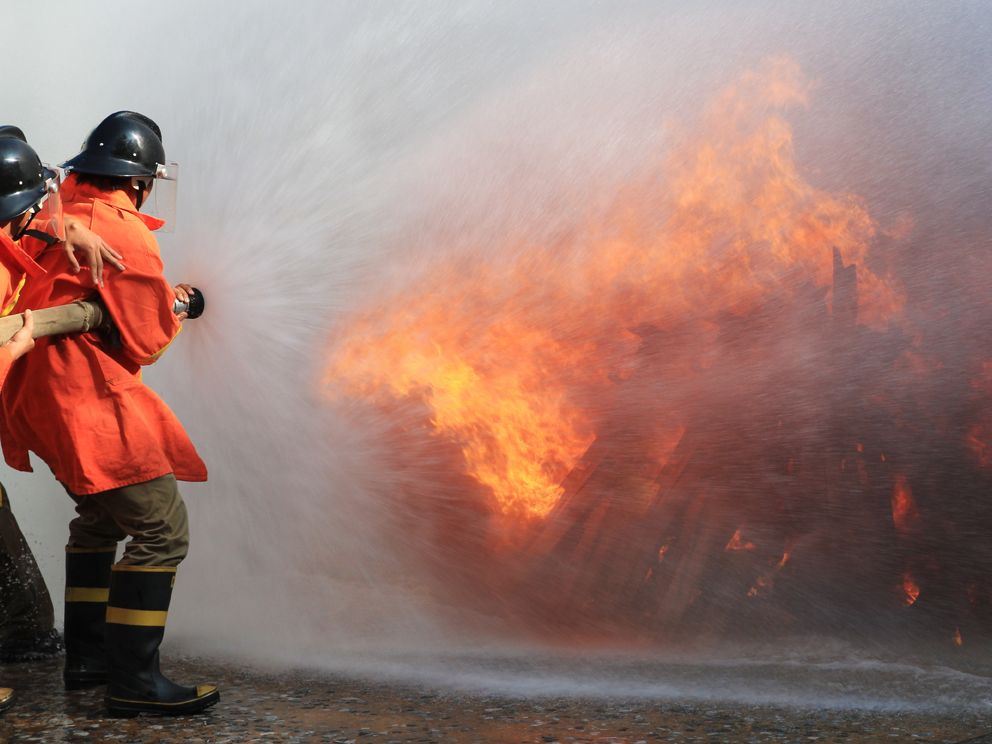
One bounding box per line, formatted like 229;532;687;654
11;207;38;241
131;178;150;210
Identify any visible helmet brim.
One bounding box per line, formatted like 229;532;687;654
63;151;156;179
0;186;47;224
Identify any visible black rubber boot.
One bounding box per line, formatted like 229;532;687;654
63;547;116;690
104;566;219;717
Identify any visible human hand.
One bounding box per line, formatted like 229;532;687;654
63;217;126;287
3;309;35;360
173;283;193;321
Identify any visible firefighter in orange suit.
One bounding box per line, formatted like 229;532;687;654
0;112;218;717
0;125;128;712
0;236;39;719
0;129;47;717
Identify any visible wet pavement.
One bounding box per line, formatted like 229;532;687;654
1;656;991;742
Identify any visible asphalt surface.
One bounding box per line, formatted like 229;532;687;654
1;656;991;743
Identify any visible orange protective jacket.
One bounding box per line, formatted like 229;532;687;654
0;231;45;389
0;176;207;494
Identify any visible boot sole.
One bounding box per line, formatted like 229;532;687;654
106;689;220;717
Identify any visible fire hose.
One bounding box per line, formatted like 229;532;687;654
0;287;204;346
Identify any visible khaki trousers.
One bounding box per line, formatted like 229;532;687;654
0;484;56;643
66;474;189;567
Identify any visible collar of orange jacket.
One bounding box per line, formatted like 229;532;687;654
0;231;46;279
62;173;166;232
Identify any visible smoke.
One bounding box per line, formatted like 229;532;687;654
5;0;991;708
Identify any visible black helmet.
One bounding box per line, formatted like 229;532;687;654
0;125;27;143
63;111;165;179
0;133;56;224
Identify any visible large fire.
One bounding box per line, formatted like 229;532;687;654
326;58;899;519
323;58;990;645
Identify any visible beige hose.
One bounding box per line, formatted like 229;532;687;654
0;301;106;346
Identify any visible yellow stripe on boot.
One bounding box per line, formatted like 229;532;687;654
105;607;168;627
66;587;110;603
111;565;177;573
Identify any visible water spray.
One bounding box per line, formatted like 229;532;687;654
0;287;205;345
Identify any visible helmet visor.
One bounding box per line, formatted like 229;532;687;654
16;166;64;243
134;161;178;232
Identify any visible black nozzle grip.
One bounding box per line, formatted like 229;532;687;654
186;287;205;319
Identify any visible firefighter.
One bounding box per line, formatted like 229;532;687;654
0;258;37;719
0;243;37;719
0;130;56;714
0;111;219;717
0;129;60;670
0;124;134;713
0;125;131;668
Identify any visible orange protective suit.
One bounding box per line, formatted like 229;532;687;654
0;176;207;494
0;229;61;661
0;232;45;389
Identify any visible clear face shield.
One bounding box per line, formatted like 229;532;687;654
132;161;178;232
14;166;64;243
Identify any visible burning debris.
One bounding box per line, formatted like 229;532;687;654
324;59;991;648
903;573;921;607
725;530;756;552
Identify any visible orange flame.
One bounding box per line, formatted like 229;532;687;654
747;550;792;598
902;572;920;606
891;475;920;535
324;58;902;521
327;319;596;518
953;628;964;647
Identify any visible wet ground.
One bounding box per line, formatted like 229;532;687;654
1;656;991;743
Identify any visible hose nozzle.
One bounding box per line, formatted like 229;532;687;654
173;287;205;319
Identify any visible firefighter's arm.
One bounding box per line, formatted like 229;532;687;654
98;232;181;366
